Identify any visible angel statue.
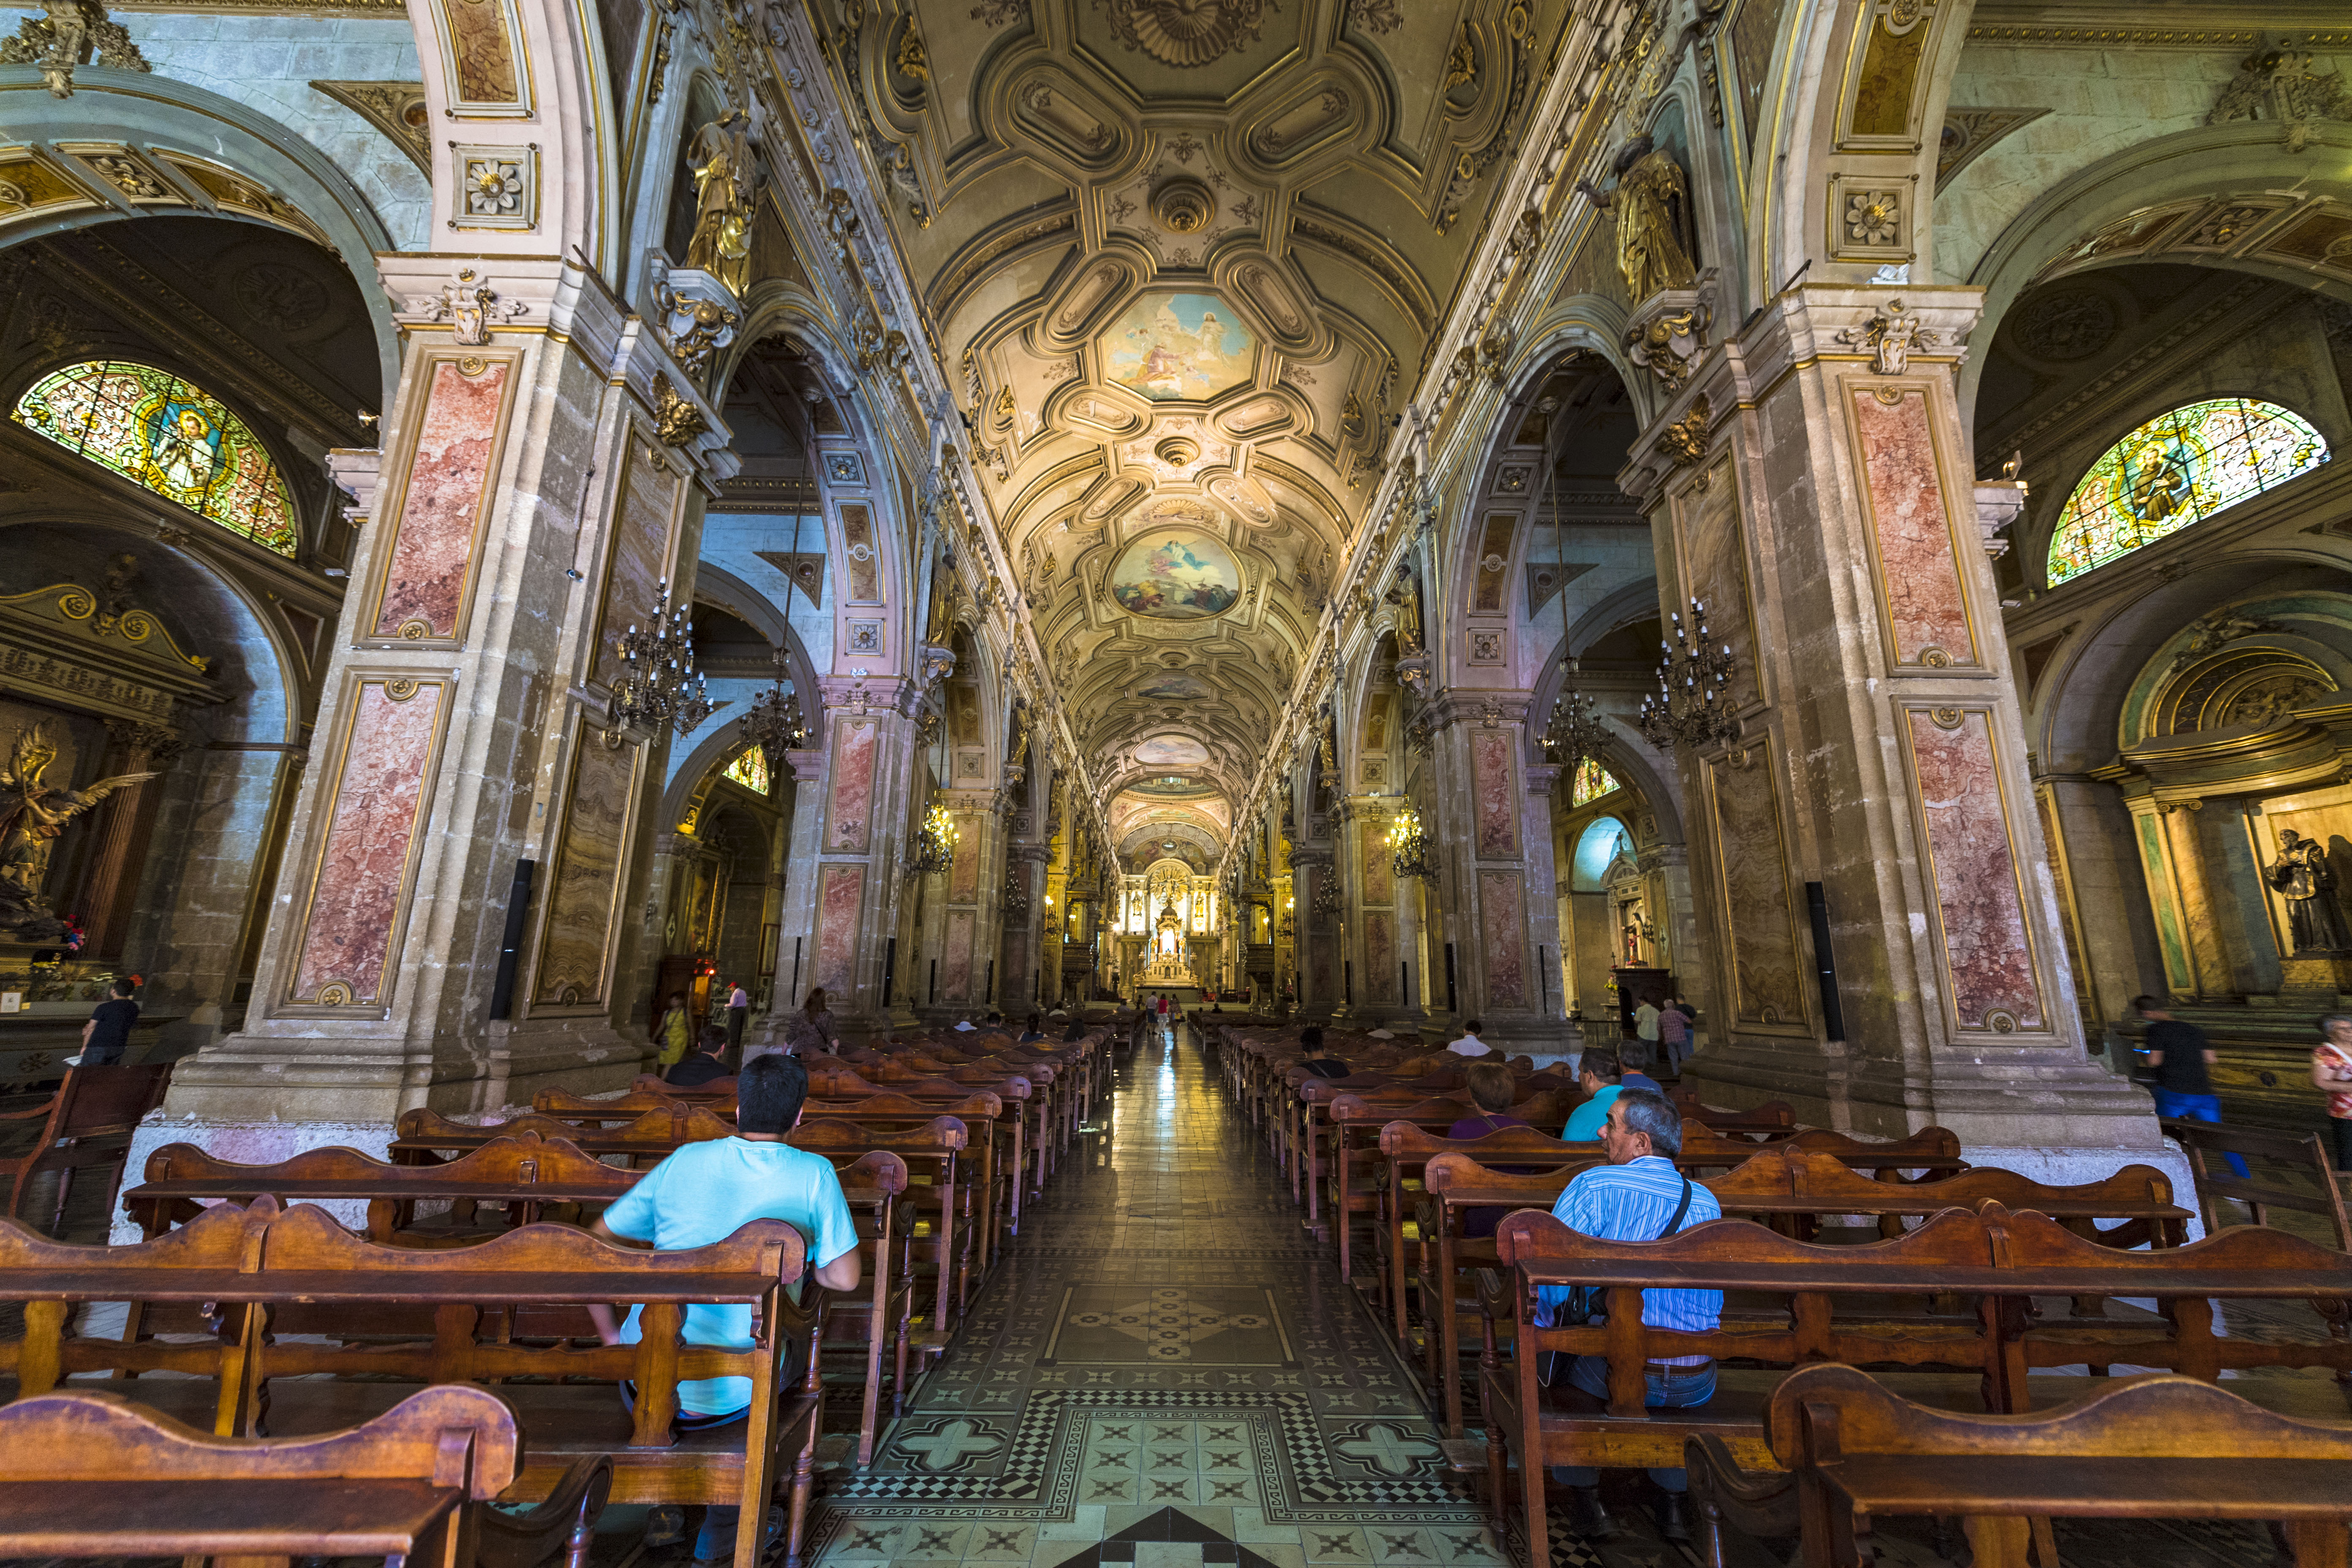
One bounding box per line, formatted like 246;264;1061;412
683;110;754;299
0;724;156;918
1578;134;1699;305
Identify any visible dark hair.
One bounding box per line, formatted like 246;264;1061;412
109;976;138;999
737;1053;810;1134
1464;1060;1516;1114
669;992;686;1004
1025;1012;1040;1031
699;1024;728;1051
1580;1046;1621;1081
2133;994;2161;1013
803;987;828;1020
1063;1022;1086;1042
1298;1025;1324;1049
1464;1019;1482;1034
1612;1086;1682;1154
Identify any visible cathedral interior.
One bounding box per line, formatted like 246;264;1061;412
3;0;2352;1561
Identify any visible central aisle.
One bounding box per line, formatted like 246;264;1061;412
805;1023;1509;1567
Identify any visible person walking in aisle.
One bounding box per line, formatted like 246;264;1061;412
724;979;749;1057
2136;996;2246;1178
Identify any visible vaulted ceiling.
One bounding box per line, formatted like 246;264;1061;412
843;0;1572;847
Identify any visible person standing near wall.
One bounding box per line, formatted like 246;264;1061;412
2136;996;2247;1179
654;991;691;1070
724;979;749;1057
2313;1013;2352;1178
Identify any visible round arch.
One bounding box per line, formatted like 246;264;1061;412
1568;816;1633;893
692;560;822;704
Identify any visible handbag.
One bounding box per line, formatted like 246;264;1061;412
1540;1176;1695;1387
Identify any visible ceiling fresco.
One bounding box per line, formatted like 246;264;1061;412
847;0;1573;840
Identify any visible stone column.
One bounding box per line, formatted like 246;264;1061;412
1520;763;1577;1056
162;255;741;1144
1000;841;1049;1013
1647;285;2151;1152
794;677;923;1042
1426;693;1567;1056
1290;844;1337;1020
749;745;829;1043
930;786;999;1014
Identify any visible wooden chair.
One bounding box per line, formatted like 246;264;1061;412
0;1062;173;1232
1690;1362;2352;1568
2160;1116;2352;1249
0;1382;610;1568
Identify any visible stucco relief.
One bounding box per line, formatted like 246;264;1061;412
1906;708;2044;1031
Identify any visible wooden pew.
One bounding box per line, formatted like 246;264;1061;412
123;1132;640;1245
792;1115;967;1356
1689;1363;2352;1568
805;1087;1010;1283
0;1198;826;1568
0;1062;174;1232
1483;1207;2011;1568
392;1106;735;1168
0;1382;611;1568
2160;1116;2352;1249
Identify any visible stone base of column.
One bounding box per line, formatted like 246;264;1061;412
1682;1040;2162;1149
163;1023;646;1125
111;1113;397;1241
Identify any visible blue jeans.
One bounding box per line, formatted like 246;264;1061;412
2152;1089;2250;1179
1549;1357;1716;1493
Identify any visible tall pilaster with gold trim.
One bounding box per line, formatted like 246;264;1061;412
1644;285;2149;1146
165;254;739;1126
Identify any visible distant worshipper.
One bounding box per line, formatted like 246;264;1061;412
1450;1060;1547;1237
586;1053;859;1564
774;987;839;1059
2136;995;2247;1178
1295;1024;1350;1079
666;1025;732;1088
1541;1087;1719;1543
2314;1014;2352;1172
1018;1012;1046;1043
68;974;140;1067
1633;995;1662;1068
1565;1045;1657;1140
1659;994;1694;1072
1447;1018;1491;1056
955;1015;978;1032
654;991;692;1070
724;978;750;1053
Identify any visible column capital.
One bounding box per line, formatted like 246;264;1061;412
1421;689;1533;733
818;672;922;716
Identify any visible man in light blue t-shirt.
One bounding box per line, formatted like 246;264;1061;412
589;1053;861;1563
1562;1045;1628;1141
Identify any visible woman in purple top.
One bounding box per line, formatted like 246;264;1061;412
1447;1062;1549;1238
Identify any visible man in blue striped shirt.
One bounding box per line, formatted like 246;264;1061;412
1538;1087;1720;1543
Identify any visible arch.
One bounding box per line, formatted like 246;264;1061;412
691;560;821;704
1569;816;1632;893
13;360;302;556
0;74;402;404
2044;398;2330;586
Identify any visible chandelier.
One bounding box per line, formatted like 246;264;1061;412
909;797;959;877
1546;656;1611;769
1387;805;1436;882
1637;597;1740;752
736;645;808;768
1002;870;1030;915
604;577;713;747
1311;868;1339;916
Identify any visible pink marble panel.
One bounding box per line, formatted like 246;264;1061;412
825;717;879;853
291;679;445;1004
840;503;881;603
1365;911;1396;1004
943;908;977;1002
1708;756;1807;1025
1479;871;1525;1007
532;724;634;1006
1309;939;1334;1005
1852;388;1973;668
591;443;681;689
1360;818;1394;906
1908;709;2044;1029
950;815;980;901
1472;731;1519;858
814;863;865;996
373;360;508;640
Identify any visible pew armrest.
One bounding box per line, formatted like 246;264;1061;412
482;1454;613;1568
1685;1434;1795;1568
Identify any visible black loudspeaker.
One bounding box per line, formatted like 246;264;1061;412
1344;961;1353;1005
487;859;535;1020
789;938;803;1008
1445;943;1459;1013
985;958;996;1003
1402;961;1412;1007
879;937;895;1005
1805;881;1846;1041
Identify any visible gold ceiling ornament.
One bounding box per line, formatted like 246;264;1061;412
1655;394;1712;468
310;81;430;174
894;24;930;82
1151;176;1216;234
653;375;710;447
1091;0;1279;69
0;0;147;97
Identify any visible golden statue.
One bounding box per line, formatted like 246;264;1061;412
683;111;753;298
0;724;155;915
1579;135;1698;305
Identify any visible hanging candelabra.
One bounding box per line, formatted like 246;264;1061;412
1387;804;1437;882
1002;869;1030;915
735;645;808;767
1637;597;1740;752
1546;656;1612;769
604;577;713;747
909;797;959;877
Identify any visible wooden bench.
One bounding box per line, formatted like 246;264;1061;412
2160;1115;2352;1249
123;1131;640;1245
792;1115;967;1355
0;1382;610;1568
392;1106;735;1168
0;1197;827;1568
1688;1362;2352;1568
0;1061;173;1232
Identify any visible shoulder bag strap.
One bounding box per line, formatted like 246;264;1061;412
1655;1176;1694;1241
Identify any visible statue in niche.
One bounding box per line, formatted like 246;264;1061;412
0;724;155;928
2268;828;2352;953
684;110;754;299
1578;135;1698;304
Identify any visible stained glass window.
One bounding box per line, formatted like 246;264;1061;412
1571;757;1621;806
2046;399;2328;585
724;746;770;795
11;360;299;556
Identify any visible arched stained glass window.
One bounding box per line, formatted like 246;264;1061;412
2046;398;2328;585
724;746;770;796
11;361;300;557
1571;757;1621;806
